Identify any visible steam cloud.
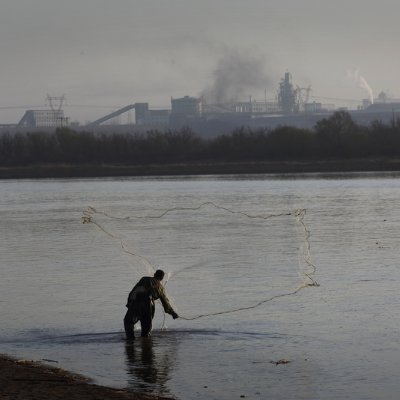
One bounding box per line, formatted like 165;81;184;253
347;69;374;104
202;50;273;104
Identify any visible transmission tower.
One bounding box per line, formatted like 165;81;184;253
46;94;68;128
46;94;66;112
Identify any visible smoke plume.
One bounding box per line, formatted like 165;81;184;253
347;69;374;104
201;49;273;104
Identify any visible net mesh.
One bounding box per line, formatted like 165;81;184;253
82;202;318;320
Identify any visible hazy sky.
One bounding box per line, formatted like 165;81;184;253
1;0;399;123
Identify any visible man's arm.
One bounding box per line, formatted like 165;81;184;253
157;285;179;319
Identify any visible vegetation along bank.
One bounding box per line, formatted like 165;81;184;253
1;111;400;178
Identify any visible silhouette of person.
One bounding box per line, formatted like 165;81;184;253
124;269;179;339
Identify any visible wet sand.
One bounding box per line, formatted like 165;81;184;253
0;355;174;400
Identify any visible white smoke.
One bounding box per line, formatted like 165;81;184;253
347;69;374;104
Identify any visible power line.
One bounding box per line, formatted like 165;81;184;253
310;95;362;103
65;104;121;109
0;105;45;110
0;104;122;110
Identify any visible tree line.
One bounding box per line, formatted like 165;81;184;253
1;111;400;166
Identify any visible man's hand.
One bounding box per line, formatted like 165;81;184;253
172;311;179;319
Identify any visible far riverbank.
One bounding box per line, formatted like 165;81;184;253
1;158;400;179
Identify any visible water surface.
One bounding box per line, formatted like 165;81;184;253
1;173;400;399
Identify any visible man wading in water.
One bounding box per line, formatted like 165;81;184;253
124;269;179;339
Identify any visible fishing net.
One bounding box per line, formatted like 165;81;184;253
82;202;318;321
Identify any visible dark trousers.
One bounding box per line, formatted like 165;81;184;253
124;296;155;338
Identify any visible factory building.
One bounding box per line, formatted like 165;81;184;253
134;103;170;126
305;102;335;113
12;71;397;135
278;72;297;114
170;96;203;127
147;109;170;126
17;110;69;128
171;96;202;117
232;100;280;114
134;103;150;124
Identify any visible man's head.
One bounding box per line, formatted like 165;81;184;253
154;269;165;281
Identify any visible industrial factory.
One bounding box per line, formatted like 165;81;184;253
5;73;400;135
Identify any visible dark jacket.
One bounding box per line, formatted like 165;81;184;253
126;276;176;316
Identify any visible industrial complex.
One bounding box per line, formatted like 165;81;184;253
3;73;400;136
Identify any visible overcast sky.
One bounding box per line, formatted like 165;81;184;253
1;0;399;123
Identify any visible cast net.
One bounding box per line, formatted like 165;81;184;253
82;202;318;321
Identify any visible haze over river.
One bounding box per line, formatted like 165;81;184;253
1;173;400;400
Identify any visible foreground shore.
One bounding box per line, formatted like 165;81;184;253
0;355;174;400
1;158;400;179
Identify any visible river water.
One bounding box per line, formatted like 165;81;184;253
1;173;400;399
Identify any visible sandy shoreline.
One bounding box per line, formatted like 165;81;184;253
0;354;174;400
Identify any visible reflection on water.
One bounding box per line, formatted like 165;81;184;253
124;336;176;395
